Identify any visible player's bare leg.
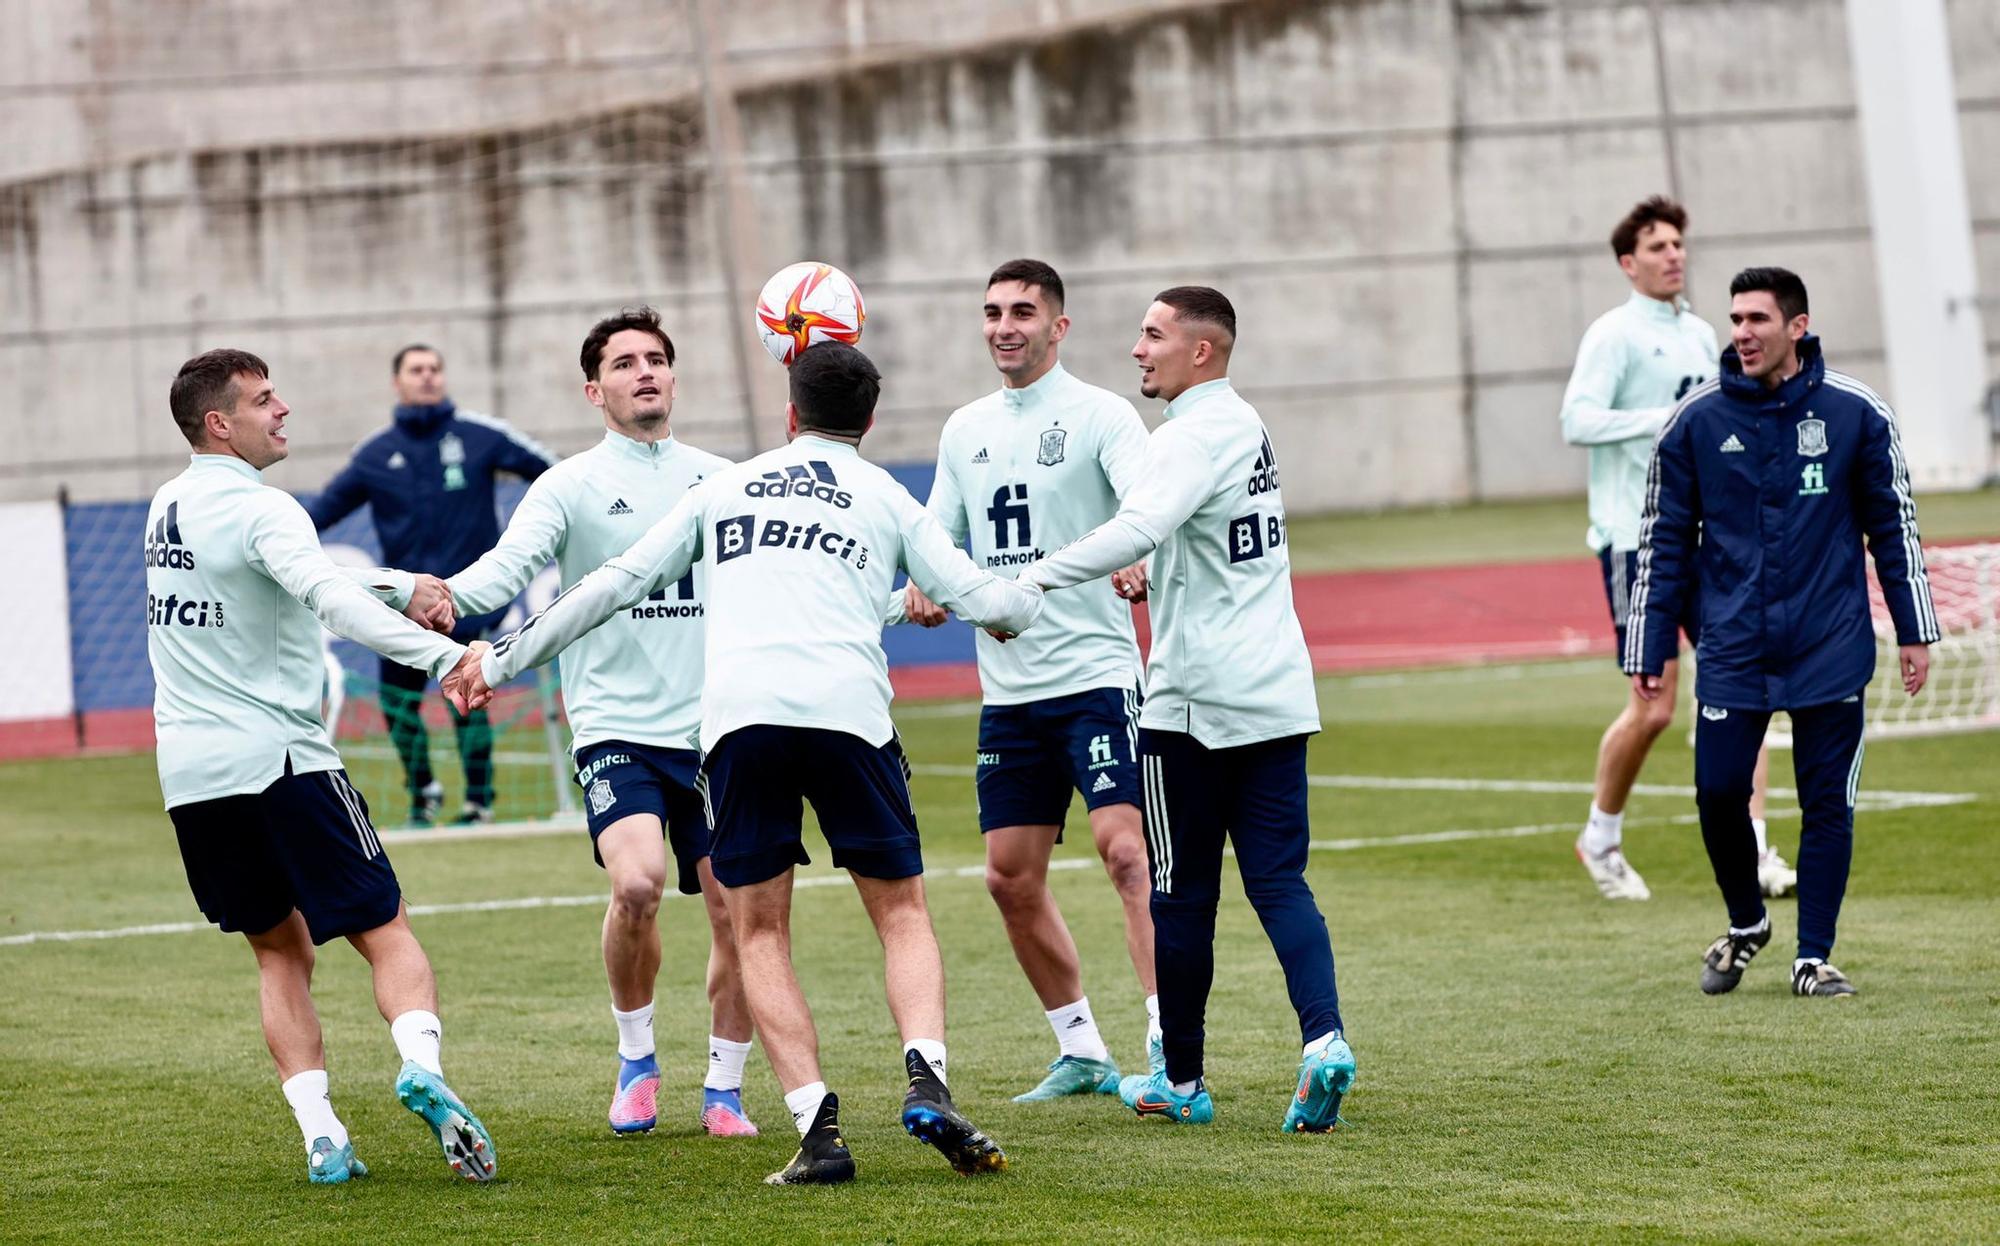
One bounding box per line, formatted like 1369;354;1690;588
1578;658;1680;899
723;869;822;1092
724;870;851;1185
985;825;1081;1005
985;825;1124;1100
248;910;325;1079
694;857;759;1135
597;815;668;1133
249;911;367;1183
1086;803;1157;996
349;908;495;1181
851;872;1005;1175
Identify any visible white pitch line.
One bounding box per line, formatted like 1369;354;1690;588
0;791;1964;949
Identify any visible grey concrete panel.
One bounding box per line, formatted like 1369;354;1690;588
1471;379;1586;501
1457;126;1672;251
1657;0;1855;116
1694;236;1884;356
1948;0;2000;97
1255;382;1470;512
1457;3;1659;126
1674;115;1870;239
1466;252;1639;375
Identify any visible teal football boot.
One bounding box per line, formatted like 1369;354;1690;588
307;1136;368;1184
1118;1069;1214;1124
395;1061;497;1182
1012;1055;1121;1102
1282;1035;1356;1134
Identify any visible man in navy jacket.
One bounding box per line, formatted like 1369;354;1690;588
1625;267;1937;999
309;344;558;824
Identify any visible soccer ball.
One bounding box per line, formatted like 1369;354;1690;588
755;261;865;366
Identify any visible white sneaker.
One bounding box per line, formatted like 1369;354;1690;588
1575;832;1651;900
1758;848;1797;898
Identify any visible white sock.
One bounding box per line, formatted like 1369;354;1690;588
389;1009;443;1077
281;1069;348;1152
1303;1029;1342;1058
784;1081;828;1136
1752;818;1770;855
1582;804;1623;855
706;1035;752;1091
1170;1077;1201;1095
1046;998;1111;1061
1730;915;1771;939
1144;993;1162;1046
612;1002;656;1061
1794;957;1823;973
905;1038;948;1087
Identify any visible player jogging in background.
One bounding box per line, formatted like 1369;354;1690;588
146;349;497;1184
437;308;758;1138
455;343;1044;1186
890;259;1160;1101
307;343;557;826
1020;288;1352;1135
1627;267;1936;999
1560;195;1791;901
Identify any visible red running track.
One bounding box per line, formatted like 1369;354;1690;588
894;555;1614;699
7;557;1615;757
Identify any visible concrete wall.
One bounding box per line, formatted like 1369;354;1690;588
2;0;1996;510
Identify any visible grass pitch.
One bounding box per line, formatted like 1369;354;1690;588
3;664;1997;1243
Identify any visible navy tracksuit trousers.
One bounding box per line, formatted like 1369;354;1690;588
1139;729;1342;1085
1694;697;1866;961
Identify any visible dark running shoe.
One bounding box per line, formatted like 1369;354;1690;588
1700;922;1772;995
1792;961;1858;998
900;1050;1006;1176
765;1092;855;1186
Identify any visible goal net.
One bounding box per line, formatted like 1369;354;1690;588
1760;542;2000;747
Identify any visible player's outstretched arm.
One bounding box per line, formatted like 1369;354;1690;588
1622;417;1699;692
245;495;466;678
1020;427;1213;592
446;473;568;616
897;497;1042;637
479;488;705;689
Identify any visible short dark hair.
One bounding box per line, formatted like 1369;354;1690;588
580;307;676;380
1729;266;1810;323
1610;195;1688;258
788;342;881;435
392;343;441;375
1154;285;1237;344
170;349;269;447
986;258;1065;312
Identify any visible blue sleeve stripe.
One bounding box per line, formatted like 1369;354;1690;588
1823;374;1939;642
1625;378;1717;672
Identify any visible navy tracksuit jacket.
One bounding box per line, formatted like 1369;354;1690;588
1623;335;1938;959
307;400;557;637
1623;335;1938;707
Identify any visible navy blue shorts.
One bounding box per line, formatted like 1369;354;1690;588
698;725;922;887
1601;547;1700;667
169;761;401;946
975;687;1142;834
574;742;710;895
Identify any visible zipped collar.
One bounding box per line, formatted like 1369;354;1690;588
1163;377;1234;420
1719;334;1824;410
601;426;677;463
998;361;1071;412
